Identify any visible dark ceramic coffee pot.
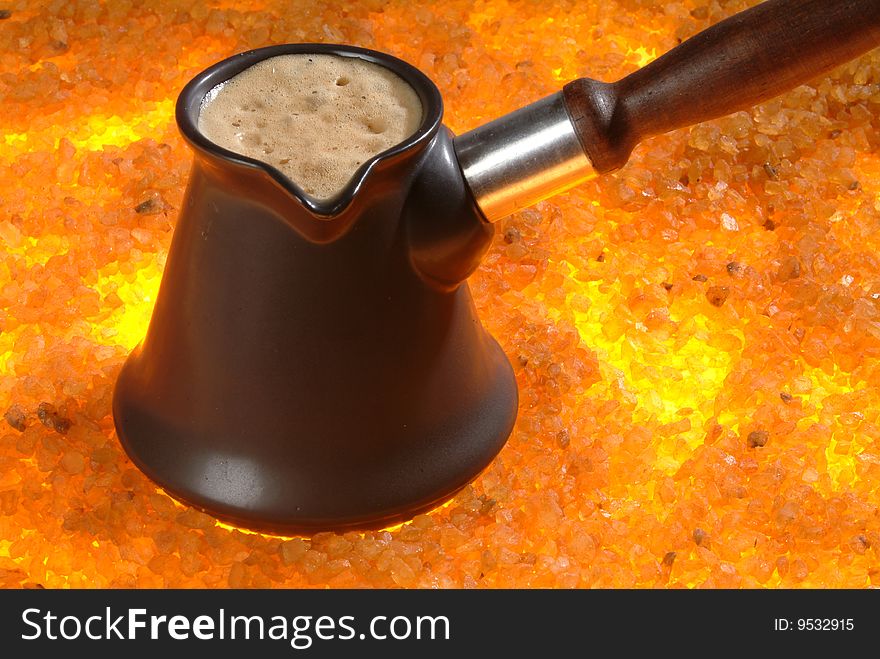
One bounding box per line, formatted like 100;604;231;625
113;0;879;533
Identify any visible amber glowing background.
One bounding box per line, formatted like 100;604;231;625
2;0;879;588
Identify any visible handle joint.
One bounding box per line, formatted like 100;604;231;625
454;92;597;222
562;78;634;174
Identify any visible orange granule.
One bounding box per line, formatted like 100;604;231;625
1;0;879;588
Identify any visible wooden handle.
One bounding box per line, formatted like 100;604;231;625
563;0;880;174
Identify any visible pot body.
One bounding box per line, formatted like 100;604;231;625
112;44;517;533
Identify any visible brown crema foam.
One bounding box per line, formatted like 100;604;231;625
198;53;423;199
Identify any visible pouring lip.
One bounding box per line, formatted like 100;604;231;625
176;43;444;218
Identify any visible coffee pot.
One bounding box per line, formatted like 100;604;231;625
113;0;879;533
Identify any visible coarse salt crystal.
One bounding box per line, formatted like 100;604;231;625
721;213;738;231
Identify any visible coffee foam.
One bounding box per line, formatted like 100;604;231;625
197;53;423;200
